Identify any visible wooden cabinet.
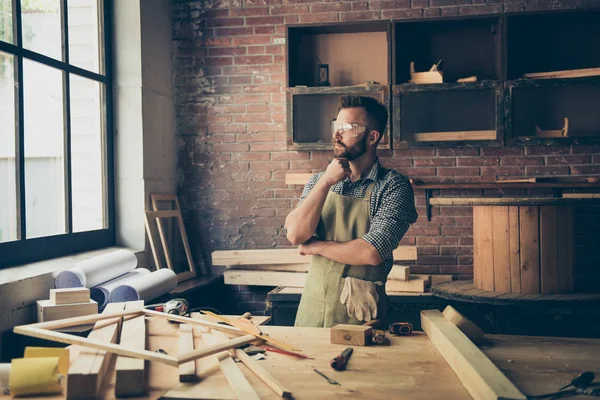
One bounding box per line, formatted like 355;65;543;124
286;9;600;149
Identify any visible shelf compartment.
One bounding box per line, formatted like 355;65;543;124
286;85;391;151
507;9;600;80
393;16;502;85
393;81;502;147
506;79;600;143
287;21;390;88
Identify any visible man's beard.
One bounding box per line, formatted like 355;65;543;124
332;134;368;161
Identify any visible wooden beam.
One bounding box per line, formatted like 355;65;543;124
412;130;496;142
386;276;428;293
421;310;526;400
115;301;146;396
523;67;600;79
178;324;197;383
388;266;410;281
442;306;484;344
224;270;307;287
177;334;259;365
67;302;124;399
50;288;90;305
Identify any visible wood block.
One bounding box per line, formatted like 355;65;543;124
37;299;97;322
330;324;372;346
115;301;146;397
50;288;90;305
442;306;484;344
178;324;196;383
385;276;428;293
388;265;410;281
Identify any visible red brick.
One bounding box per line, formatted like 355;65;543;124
245;16;284;26
481;147;523;156
546;155;591;165
248;46;266;54
201;9;230;19
273;112;285;122
224;65;261;75
204;57;234;66
525;146;570;156
418;255;457;265
214;27;254;36
230;7;269;16
437;167;480;177
340;11;382;21
265;45;283;55
212;86;243;95
573;145;600;154
299;13;339;23
209;105;245;115
232;36;272;46
500;156;544;166
457;157;499;166
254;26;276;35
204;134;237;143
370;0;411;10
237;132;276;142
417;236;458;246
382;9;423;18
441;227;472;236
262;64;285;74
406;226;440;236
397;167;436;177
481;166;524;177
203;38;233;47
244;0;281;5
459;237;473;246
271;152;310;161
208;124;246;133
273;55;285;63
381;158;413;168
525;166;569;176
235;94;271;104
441;247;473;256
207;115;232;124
250;142;287;151
253;75;269;84
207;18;244;28
437;148;479;157
395;149;436;157
209;47;247;56
229;76;253;85
352;2;369;11
271;93;285;103
414;158;456;167
459;4;503;15
234;114;271;123
455;217;473;227
430;0;470;6
285;15;299;23
247;123;285;132
417;246;439;255
247;103;284;113
311;3;351;12
231;152;270;161
424;7;442;17
243;84;282;94
212;143;249;153
440;207;473;216
270;4;310;14
235;55;273;65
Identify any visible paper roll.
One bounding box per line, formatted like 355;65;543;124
110;269;177;303
90;268;151;309
9;357;62;397
55;249;138;288
0;363;10;393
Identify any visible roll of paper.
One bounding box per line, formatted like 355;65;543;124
54;249;138;289
110;269;177;303
90;268;151;309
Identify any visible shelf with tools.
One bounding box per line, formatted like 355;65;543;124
504;9;600;144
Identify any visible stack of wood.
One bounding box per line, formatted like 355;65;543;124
386;265;453;293
37;288;98;322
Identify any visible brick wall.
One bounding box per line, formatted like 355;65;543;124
172;0;600;315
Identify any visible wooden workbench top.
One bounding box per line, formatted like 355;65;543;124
7;317;600;399
429;197;600;206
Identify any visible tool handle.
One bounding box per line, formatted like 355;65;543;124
330;355;347;371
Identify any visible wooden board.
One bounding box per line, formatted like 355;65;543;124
540;207;558;294
523;67;600;79
224;270;308;287
385;276;428;293
509;206;521;293
388;265;410;281
225;263;310;272
178;325;196;383
519;206;540;294
115;301;146;396
421;310;526;400
37;300;98;322
412;130;496;142
50;288;90;305
492;207;511;292
442;306;484;344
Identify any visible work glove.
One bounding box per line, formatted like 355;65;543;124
339;277;383;322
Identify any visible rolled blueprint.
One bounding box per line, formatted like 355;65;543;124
54;249;138;289
110;269;177;303
90;268;151;309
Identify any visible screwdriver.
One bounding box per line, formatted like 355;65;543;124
330;347;353;371
559;371;595;390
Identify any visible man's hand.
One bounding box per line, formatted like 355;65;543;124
339;277;382;322
322;158;351;186
298;238;322;256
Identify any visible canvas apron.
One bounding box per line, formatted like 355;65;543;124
294;182;388;328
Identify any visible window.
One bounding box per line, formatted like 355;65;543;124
0;0;114;267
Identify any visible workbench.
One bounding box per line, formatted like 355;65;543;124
8;315;600;399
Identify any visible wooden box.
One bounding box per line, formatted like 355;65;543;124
50;288;90;305
330;324;372;346
37;299;98;322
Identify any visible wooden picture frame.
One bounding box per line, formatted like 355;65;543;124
144;194;196;283
13;309;298;367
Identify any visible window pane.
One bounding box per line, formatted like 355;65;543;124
0;52;17;243
70;75;105;232
22;0;62;60
68;0;102;74
0;0;14;44
24;59;66;238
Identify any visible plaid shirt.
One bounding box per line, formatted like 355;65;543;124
298;159;418;276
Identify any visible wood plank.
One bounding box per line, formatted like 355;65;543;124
224;270;307;287
388;265;410;281
177;334;259;365
50;288;90;305
37;300;98;322
473;206;494;291
442;306;484;344
285;173;313;185
540;207;558;294
523;67;600;79
224;263;310;272
201;332;261;400
178;325;196;383
429;197;596;206
392;245;418;261
412;130;496;142
385;276;428;293
67;302;125;399
556;207;572;293
492;206;511;293
509;206;521;293
519;206;540;294
115;301;146;397
561;193;600;198
421;310;526;400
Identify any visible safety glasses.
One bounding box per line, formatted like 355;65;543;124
331;121;367;138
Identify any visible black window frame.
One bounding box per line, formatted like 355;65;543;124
0;0;115;268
